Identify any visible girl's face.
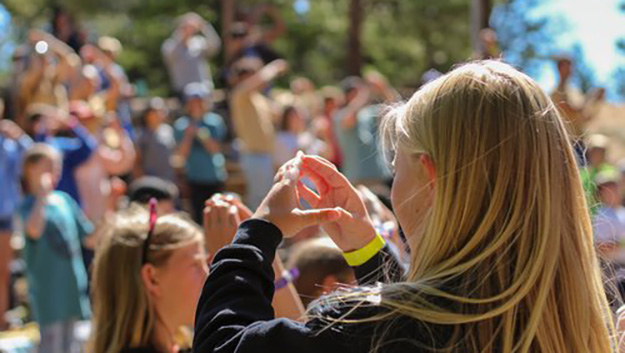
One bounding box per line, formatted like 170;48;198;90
25;157;61;195
153;241;208;327
390;149;435;250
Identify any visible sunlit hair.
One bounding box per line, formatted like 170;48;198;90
89;204;203;353
325;60;615;353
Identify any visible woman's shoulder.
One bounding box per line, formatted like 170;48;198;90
306;287;450;351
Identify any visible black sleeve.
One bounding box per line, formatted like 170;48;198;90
193;219;372;353
353;245;405;286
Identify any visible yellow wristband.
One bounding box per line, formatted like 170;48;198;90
342;233;386;267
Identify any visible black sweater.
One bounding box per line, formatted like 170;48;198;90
193;219;450;353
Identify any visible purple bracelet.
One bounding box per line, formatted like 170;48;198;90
274;267;300;290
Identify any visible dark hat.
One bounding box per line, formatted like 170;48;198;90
128;176;179;204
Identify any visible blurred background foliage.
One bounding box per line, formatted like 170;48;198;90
1;0;617;98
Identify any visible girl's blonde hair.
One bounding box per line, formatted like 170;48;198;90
90;204;203;353
332;61;614;352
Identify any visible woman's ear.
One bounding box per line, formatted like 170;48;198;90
140;264;162;298
419;154;436;186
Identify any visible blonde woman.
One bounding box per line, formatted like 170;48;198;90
90;202;208;353
194;61;615;353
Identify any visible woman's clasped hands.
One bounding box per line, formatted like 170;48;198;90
253;151;377;253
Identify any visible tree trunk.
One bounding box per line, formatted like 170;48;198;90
470;0;492;53
222;0;235;62
347;0;363;76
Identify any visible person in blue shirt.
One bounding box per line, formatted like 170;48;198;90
0;118;32;330
29;104;96;205
174;83;228;223
19;143;97;353
333;74;397;186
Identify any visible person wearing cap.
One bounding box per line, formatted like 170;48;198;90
174;83;227;223
162;12;221;98
580;134;617;214
135;97;177;183
593;169;625;299
127;176;179;215
229;58;288;209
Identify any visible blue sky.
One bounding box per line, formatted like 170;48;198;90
530;0;625;99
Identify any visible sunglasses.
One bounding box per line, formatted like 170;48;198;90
141;198;158;265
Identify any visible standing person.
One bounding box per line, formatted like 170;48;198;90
19;144;97;353
174;83;227;223
193;61;614;353
72;101;136;224
162;12;221;98
313;87;344;169
29;104;96;205
333;74;396;186
274;105;329;168
135;98;177;183
592;170;625;300
0;119;32;330
50;6;85;53
550;56;603;162
229;58;287;209
19;29;80;117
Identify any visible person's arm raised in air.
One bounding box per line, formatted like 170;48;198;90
232;59;289;95
193;153;401;353
203;194;306;320
250;4;286;44
365;71;401;103
196;16;222;58
339;81;371;131
98;116;136;176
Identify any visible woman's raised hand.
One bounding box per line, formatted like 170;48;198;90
298;155;377;252
253;153;344;238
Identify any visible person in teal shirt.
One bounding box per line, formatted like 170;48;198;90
334;77;393;185
174;83;228;223
19;144;96;353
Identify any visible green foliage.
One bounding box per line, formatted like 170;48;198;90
4;0;475;94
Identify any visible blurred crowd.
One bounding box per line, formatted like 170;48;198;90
0;5;623;353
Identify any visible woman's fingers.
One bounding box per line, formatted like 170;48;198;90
301;155;348;189
292;207;343;229
299;168;329;195
297;180;320;208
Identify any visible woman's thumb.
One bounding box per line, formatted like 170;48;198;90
294;207;346;228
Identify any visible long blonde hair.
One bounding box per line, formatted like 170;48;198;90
332;61;614;352
90;205;203;353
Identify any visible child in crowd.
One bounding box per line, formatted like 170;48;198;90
90;203;207;353
0;118;32;329
174;83;227;224
19;143;96;353
286;237;354;308
135;97;177;183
